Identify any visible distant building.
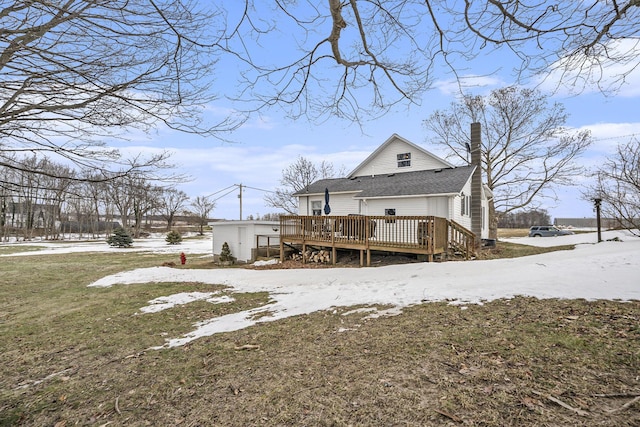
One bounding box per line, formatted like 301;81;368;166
2;202;58;229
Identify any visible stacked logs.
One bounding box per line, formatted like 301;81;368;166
290;249;331;263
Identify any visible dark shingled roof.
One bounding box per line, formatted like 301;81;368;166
294;166;476;198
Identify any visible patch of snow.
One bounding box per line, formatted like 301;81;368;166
0;233;213;257
138;291;234;314
342;307;378;316
502;229;631;248
252;259;279;267
362;307;404;319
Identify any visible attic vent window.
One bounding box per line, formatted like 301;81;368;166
397;152;411;168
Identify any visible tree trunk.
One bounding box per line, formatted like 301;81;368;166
488;198;499;240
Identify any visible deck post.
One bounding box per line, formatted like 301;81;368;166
365;216;371;266
359;249;364;267
332;246;336;265
279;240;284;263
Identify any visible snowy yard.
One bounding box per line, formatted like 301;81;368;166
8;229;630;349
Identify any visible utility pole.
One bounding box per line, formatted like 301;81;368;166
238;183;243;220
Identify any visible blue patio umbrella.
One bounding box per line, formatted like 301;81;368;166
324;187;331;215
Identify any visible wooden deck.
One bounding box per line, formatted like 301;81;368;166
279;215;475;266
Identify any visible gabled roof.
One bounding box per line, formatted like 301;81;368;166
348;133;454;178
294;165;476;198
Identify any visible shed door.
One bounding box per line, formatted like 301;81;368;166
238;227;247;260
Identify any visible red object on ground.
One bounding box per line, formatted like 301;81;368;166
180;252;186;265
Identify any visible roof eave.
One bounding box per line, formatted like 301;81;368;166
353;192;460;200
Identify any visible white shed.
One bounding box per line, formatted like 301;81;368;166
210;221;280;263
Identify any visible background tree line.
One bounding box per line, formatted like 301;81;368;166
0;156;215;241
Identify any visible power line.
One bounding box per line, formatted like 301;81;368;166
204;183;275;220
210;187;238;202
203;184;237;199
242;184;274;193
590;133;640;142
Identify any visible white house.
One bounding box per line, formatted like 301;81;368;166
211;221;280;263
294;131;492;240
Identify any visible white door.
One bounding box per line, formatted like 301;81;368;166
238;227;247;260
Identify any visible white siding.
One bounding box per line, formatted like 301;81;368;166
361;196;452;218
351;138;450;177
212;221;279;262
298;192;359;216
325;193;359;215
297;195;324;215
426;197;449;218
297;196;308;215
452;178;473;230
212;225;238;259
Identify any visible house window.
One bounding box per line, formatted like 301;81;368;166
385;208;396;223
311;201;322;216
397;152;411;167
461;193;471;216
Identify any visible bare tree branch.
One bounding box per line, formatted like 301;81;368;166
0;0;244;182
264;156;343;214
220;1;639;122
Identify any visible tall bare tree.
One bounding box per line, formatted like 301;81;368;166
160;188;190;230
221;1;639;121
424;86;592;238
191;196;216;235
0;1;241;182
265;156;343;215
588;139;640;236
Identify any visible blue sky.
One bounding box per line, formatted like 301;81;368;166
115;7;640;222
121;78;640;221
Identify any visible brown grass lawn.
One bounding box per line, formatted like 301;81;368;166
0;242;638;426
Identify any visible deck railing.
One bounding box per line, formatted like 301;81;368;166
448;220;476;260
280;215;475;261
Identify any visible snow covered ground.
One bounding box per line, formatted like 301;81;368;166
4;229;638;349
0;232;213;256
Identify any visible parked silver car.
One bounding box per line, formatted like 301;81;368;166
528;226;574;237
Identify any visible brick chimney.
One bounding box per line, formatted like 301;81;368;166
470;122;482;240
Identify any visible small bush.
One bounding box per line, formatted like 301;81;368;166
107;228;133;248
219;241;235;263
165;230;182;245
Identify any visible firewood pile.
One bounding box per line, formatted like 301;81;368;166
290;249;331;263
